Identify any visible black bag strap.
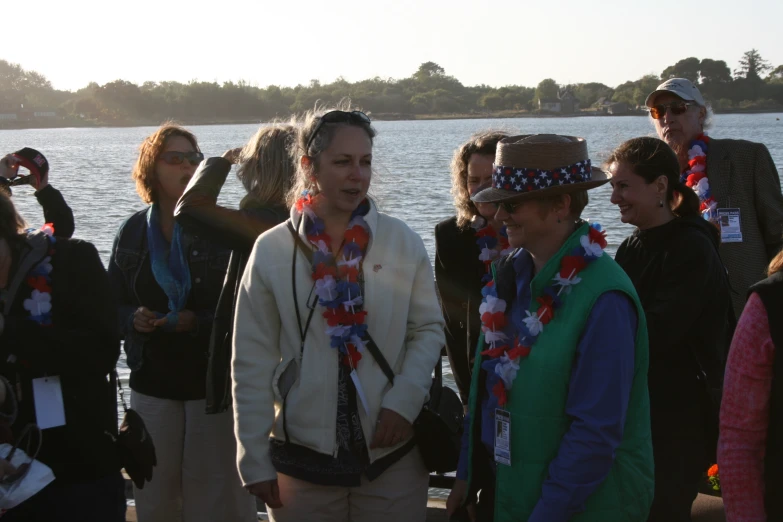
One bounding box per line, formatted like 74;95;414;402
364;331;445;407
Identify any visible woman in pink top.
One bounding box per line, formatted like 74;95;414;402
719;249;783;521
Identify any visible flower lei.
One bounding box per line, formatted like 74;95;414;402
472;217;513;284
679;134;717;226
478;223;607;406
23;223;56;326
296;193;371;368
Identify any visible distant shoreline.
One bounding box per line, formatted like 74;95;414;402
1;108;781;131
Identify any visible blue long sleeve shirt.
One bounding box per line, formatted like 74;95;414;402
456;249;638;522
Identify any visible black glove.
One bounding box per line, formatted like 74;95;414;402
116;408;157;489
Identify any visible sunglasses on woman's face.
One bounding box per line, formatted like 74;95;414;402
305;110;372;153
648;101;695;120
158;151;204;166
494;201;523;214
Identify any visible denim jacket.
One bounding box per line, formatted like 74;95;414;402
108;209;230;373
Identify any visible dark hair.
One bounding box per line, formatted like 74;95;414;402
606;137;699;218
132;122;200;204
450;131;509;228
0;192;26;242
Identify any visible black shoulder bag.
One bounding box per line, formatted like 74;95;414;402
286;219;463;473
112;371;157;490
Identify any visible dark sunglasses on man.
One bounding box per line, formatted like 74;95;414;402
648;101;696;120
158;151;205;166
305;110;371;153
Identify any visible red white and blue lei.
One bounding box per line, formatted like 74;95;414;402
680;133;717;226
479;223;607;406
472;217;513;284
296;192;371;368
23;223;56;326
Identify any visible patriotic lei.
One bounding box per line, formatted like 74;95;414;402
479;222;607;406
296;192;371;368
472;217;513;284
679;134;717;226
23;223;56;326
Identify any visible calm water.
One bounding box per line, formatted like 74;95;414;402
1;114;782;416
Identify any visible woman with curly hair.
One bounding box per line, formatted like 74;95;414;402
434;130;509;405
435;130;507;521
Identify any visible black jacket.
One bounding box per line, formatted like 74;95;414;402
434;216;487;404
0;234;120;482
615;216;733;441
35;185;75;239
175;157;287;413
108;210;230;400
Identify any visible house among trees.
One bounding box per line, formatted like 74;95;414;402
538;90;579;114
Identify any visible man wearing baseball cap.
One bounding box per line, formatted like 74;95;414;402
646;78;783;317
0;148;74;238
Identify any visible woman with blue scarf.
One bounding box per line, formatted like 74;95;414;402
108;124;256;522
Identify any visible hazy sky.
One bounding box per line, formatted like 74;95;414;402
7;0;783;92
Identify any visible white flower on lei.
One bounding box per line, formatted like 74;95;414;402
689;162;706;173
580;234;604;258
694;177;711;198
342;294;364;310
522;310;544;336
326;324;351;338
24;290;52;316
688;144;705;160
484;330;509;344
553;274;582;291
350;335;367;352
314;275;337;301
348;216;368;229
495;354;520;389
337;255;362;269
311;239;329;254
479;247;499;262
302;206;317;221
479;295;506;315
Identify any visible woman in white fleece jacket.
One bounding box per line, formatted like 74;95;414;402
232;104;445;522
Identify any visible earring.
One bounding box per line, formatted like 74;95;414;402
557;217;561;223
659;200;664;208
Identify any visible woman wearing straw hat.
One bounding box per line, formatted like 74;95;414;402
447;135;654;522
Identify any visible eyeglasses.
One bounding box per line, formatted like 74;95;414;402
158;151;204;166
494;201;523;214
305;110;372;154
648;101;695;120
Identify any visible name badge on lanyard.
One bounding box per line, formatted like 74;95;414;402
718;208;743;243
494;408;511;466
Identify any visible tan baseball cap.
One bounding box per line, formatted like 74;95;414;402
645;78;706;107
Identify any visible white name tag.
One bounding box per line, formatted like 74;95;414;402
31;376;66;429
718;208;743;243
494;408;511;466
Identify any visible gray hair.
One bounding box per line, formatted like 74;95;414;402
286;100;376;207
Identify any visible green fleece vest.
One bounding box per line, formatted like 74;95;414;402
466;223;654;522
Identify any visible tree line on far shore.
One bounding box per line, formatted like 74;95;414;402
1;49;782;126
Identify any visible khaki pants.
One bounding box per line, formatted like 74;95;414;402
131;390;257;522
268;449;429;522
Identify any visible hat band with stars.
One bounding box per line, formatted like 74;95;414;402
492;159;593;193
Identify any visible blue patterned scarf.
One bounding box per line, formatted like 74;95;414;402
146;204;191;329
